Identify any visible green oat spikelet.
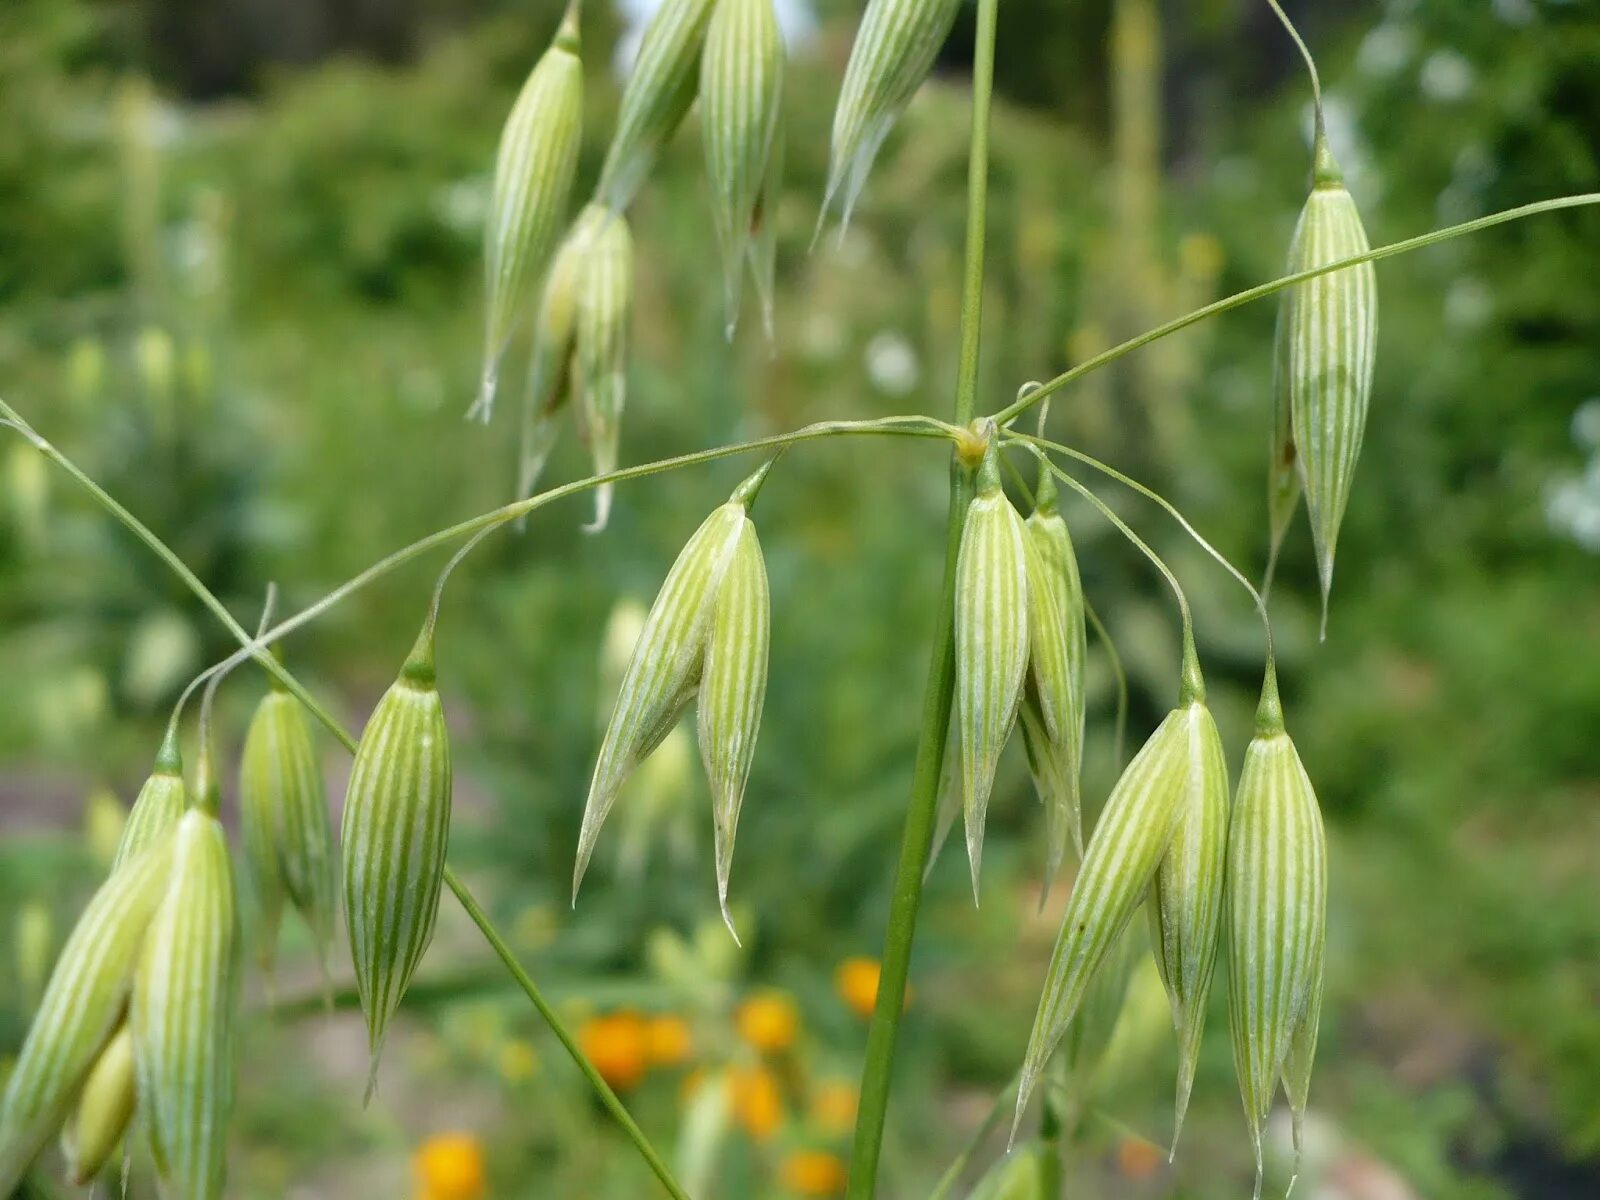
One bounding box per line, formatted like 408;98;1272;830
954;437;1031;902
0;839;174;1196
1014;647;1209;1133
473;0;584;421
133;752;241;1200
1021;453;1088;887
517;203;635;531
239;667;337;991
1147;691;1230;1152
577;461;774;937
60;1022;135;1185
341;625;453;1094
700;0;785;337
1276;133;1377;633
111;722;187;871
596;0;718;210
1225;668;1327;1199
822;0;962;234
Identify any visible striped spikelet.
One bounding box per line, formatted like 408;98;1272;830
1273;134;1377;632
342;628;453;1091
1020;458;1088;889
133;801;240;1200
0;838;174;1196
239;674;337;987
596;0;718;210
577;461;774;936
701;0;785;337
1014;653;1210;1131
1147;694;1230;1149
954;439;1031;901
111;724;187;871
472;0;584;421
822;0;963;233
515;204;635;531
1225;672;1327;1199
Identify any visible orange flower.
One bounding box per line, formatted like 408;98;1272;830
835;958;910;1019
808;1079;858;1135
730;1064;784;1141
1115;1135;1163;1181
779;1149;848;1196
578;1011;649;1092
645;1014;694;1067
413;1132;486;1200
736;990;800;1054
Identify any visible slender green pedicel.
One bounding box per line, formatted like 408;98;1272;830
1147;695;1230;1150
133;792;240;1200
577;463;774;935
0;841;174;1196
701;0;785;337
473;1;584;421
342;627;453;1092
1021;456;1088;885
954;439;1030;901
239;671;337;987
1014;652;1206;1132
111;723;187;871
1276;134;1377;632
822;0;963;233
1226;670;1327;1199
596;0;718;210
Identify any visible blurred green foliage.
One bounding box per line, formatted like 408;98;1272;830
1;0;1598;1197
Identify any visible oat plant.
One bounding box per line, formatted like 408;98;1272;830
1;1;1596;1197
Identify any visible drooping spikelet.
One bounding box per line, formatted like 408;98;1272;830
822;0;963;233
1272;133;1377;632
111;723;186;871
239;669;337;987
1225;669;1328;1199
954;438;1030;900
596;0;718;211
1014;647;1210;1132
700;0;785;337
576;460;773;937
342;627;453;1090
473;1;584;420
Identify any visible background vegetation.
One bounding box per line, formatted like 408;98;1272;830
1;0;1597;1196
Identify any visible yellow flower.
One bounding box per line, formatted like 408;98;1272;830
578;1011;649;1092
835;958;910;1020
809;1079;858;1135
736;990;799;1054
496;1038;539;1084
730;1064;784;1141
413;1132;486;1200
645;1014;694;1067
779;1149;848;1196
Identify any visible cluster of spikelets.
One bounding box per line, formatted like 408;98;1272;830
0;0;1386;1195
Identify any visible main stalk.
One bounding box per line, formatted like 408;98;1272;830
846;0;1001;1191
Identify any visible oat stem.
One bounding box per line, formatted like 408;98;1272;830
991;192;1600;428
847;0;1000;1190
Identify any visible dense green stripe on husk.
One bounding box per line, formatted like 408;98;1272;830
1147;700;1230;1147
823;0;962;231
572;206;635;531
576;501;746;897
133;809;239;1200
1225;701;1327;1199
1015;703;1194;1128
0;839;174;1196
596;0;717;210
476;13;584;419
701;0;784;336
954;457;1030;901
698;514;769;931
341;633;452;1088
240;686;337;983
112;729;186;872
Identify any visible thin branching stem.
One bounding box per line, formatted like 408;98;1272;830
991;193;1600;428
1265;0;1323;131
